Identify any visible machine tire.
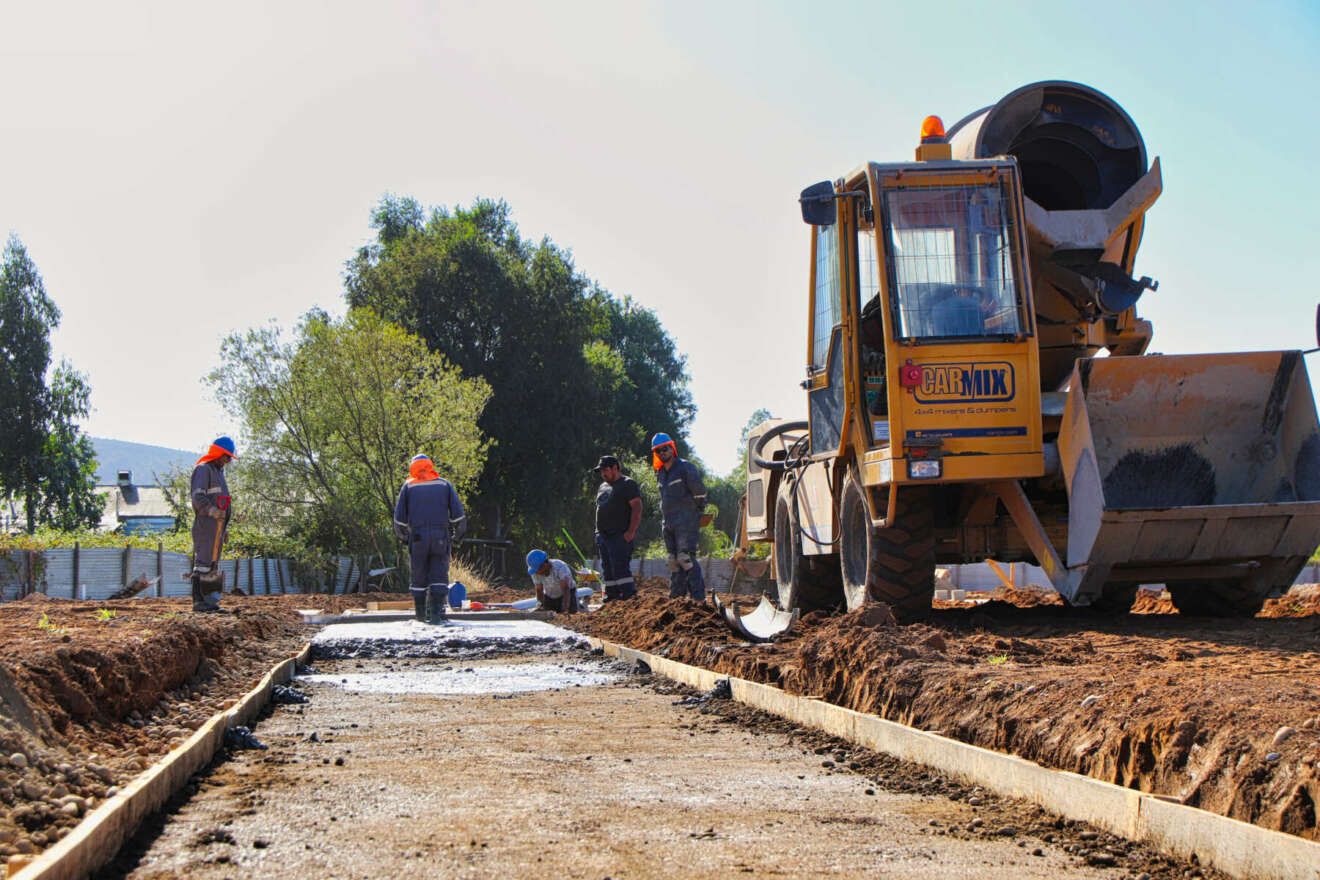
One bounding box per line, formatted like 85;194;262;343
838;472;936;618
1168;580;1268;617
773;493;841;613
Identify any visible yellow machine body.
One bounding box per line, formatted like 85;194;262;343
742;80;1320;618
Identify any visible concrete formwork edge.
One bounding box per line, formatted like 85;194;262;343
588;637;1320;880
10;642;314;880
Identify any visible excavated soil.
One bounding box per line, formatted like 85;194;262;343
0;594;315;864
569;592;1320;842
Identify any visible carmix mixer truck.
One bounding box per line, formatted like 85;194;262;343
742;80;1320;618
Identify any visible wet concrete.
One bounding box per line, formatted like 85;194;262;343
302;658;621;695
310;617;587;661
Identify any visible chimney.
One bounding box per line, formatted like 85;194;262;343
117;470;133;489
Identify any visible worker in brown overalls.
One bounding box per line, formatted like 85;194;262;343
190;436;237;612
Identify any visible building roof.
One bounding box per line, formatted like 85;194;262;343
98;486;175;530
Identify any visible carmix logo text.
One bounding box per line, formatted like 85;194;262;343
914;362;1015;404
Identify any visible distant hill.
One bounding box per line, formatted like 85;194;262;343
91;438;196;486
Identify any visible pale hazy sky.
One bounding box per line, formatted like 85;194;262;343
3;1;1318;475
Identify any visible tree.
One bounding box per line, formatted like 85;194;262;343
345;197;694;547
209;308;491;565
0;236;100;531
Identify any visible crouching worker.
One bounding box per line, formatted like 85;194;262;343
394;454;466;624
526;549;578;614
190;436;237;612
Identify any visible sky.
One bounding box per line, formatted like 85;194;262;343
2;0;1318;476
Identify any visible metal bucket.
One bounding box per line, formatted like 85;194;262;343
1057;351;1320;603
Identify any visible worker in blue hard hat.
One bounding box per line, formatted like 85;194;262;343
527;549;578;613
190;436;238;612
394;454;467;623
650;432;709;601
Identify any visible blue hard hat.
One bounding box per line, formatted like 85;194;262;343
411;453;430;463
650;432;672;449
526;549;548;575
213;436;238;458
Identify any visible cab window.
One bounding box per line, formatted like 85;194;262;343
883;181;1025;341
811;223;841;369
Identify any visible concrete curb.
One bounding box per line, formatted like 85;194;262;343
10;642;314;880
591;638;1320;880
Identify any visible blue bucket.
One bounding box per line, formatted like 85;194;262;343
447;581;467;608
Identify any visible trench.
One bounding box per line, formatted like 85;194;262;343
95;616;1219;880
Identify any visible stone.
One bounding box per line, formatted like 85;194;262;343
1080;694;1101;709
1086;851;1116;867
966;796;983;806
8;754;27;769
61;802;80;817
21;781;45;800
1272;726;1296;746
1264;752;1281;763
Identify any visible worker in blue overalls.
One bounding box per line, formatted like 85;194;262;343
393;454;466;623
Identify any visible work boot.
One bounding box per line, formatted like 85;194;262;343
410;588;427;622
428;584;449;625
190;575;206;612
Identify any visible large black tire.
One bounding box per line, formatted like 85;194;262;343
1168;580;1268;617
838;472;935;618
773;493;841;613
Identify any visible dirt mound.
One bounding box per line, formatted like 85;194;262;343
0;595;305;861
1262;583;1320;618
569;596;1320;841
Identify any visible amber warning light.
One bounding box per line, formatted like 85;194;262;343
920;115;946;143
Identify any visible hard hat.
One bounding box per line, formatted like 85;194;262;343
411;453;431;463
526;549;548;575
650;432;672;449
212;436;238;458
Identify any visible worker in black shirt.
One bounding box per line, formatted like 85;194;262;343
593;454;641;601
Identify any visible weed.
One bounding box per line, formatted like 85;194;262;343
94;608;117;623
36;612;67;636
986;653;1010;666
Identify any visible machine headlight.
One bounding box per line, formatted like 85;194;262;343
908;459;942;479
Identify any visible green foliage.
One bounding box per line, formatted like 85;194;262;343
345;197;693;547
986;654;1010;666
0;236;100;532
35;612;65;635
94;608;116;622
209;308;491;563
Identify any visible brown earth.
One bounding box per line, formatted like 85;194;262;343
0;594;339;864
567;592;1320;842
0;572;532;867
103;657;1211;880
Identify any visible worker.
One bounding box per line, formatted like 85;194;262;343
393;454;466;624
651;432;708;601
931;285;988;337
526;549;578;613
190;436;237;613
593;454;641;602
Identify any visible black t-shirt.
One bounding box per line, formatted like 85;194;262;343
595;475;640;535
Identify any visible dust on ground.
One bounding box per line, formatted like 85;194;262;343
567;590;1320;842
100;655;1208;880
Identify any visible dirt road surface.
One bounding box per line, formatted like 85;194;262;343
100;620;1206;879
571;584;1320;842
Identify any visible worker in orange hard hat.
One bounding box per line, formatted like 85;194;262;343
394;454;467;623
651;432;708;601
190;436;238;612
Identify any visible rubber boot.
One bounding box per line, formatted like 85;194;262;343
428;583;449;625
410;588;427;622
191;575;206;612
